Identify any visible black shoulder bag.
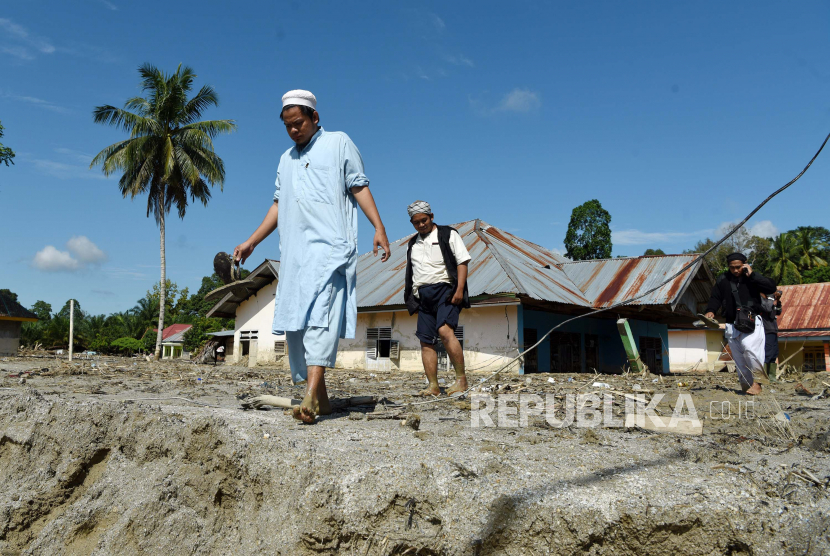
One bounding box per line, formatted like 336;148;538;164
730;281;756;334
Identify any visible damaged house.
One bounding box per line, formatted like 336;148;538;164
0;291;38;356
208;220;713;374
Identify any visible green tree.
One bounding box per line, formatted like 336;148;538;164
794;229;828;270
0;121;15;167
643;248;665;256
90;64;236;360
0;289;18;302
182;319;224;353
564;199;612;260
30;301;52;321
111;337;144;355
803;266;830;284
769;233;801;285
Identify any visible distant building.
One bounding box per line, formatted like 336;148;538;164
777;283;830;372
159;324;193;359
0;292;38;356
208;221;713;374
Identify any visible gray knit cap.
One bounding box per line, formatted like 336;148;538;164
407;200;432;218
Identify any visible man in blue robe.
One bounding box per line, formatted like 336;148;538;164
234;90;390;423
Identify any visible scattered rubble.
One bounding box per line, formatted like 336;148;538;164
0;355;828;554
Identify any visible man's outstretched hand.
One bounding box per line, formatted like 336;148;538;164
373;227;391;262
233;241;255;265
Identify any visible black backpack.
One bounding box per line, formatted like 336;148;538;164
730;281;756;334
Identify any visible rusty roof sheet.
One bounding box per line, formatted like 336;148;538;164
357;220;708;311
559;255;704;308
778;282;830;332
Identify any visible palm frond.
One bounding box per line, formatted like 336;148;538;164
179;85;219;124
179;119;237;138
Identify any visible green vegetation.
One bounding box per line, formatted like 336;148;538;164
564;199;612;261
684;225;828;285
0;121;15;167
643;248;665;256
90;64;236;360
18;273;234;355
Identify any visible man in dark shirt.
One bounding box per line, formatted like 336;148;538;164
760;290;782;383
705;252;777;394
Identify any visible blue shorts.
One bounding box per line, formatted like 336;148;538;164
416;283;461;345
285;270;347;383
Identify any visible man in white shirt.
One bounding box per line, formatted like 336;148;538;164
403;201;472;396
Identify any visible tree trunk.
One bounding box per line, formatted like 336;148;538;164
154;193;167;361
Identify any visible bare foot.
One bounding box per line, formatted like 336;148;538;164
446;376;468;396
418;385;441;397
292;395;317;424
743;383;762;395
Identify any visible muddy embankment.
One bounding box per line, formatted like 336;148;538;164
0;383;829;555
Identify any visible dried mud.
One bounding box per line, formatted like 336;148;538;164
0;356;829;555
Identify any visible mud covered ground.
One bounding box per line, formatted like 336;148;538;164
0;355;828;555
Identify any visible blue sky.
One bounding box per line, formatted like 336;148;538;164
2;1;829;316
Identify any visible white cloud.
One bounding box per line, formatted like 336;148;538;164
67;236;107;263
429;13;446;31
31;237;107;272
444;53;474;67
0;18;55;60
748;220;779;238
715;220;779;239
612;229;708;246
498;88;541;112
32;246;80;272
98;0;118;10
1;92;69;113
30;159;109;180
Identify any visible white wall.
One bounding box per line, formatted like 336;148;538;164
233;281;287;367
337;304;520;372
0;320;22;356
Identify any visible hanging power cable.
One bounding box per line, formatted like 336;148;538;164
404;129;830;407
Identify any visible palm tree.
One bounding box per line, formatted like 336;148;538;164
795;230;828;270
91;64;236;359
769;233;801;284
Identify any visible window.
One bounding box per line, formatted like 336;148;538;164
523;328;538;373
804;348;826;372
274;341;287;357
550;332;580;373
240;330;258;340
366;327;399;364
639;336;664;374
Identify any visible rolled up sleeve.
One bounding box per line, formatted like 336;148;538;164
449;230;472;265
343;135;369;191
273;168;281;201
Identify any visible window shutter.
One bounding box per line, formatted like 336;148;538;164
367;327;392;340
274;341;286;356
366;340;377;360
390;340;400;359
454;326;464;340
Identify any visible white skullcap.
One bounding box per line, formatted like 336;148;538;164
282;89;317;110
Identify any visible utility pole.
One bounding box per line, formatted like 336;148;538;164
68;299;74;362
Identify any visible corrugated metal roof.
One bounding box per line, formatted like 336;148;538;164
779;331;830;338
778;282;830;332
356;220;710;312
559;255;703;308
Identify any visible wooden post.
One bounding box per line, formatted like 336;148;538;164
617;318;645;374
823;341;829;372
68;299;74;362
